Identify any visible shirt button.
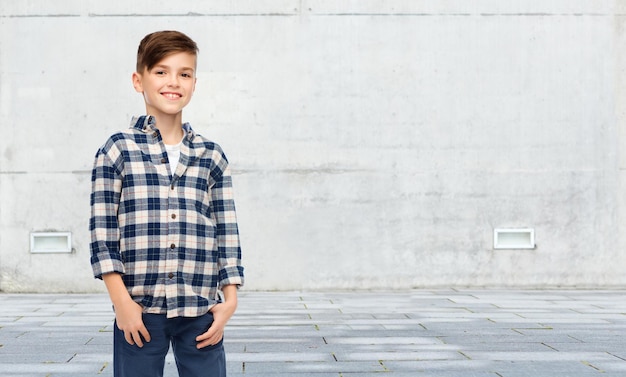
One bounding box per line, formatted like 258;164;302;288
170;243;176;249
168;273;174;279
171;214;176;219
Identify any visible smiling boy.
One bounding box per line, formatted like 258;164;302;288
90;31;244;377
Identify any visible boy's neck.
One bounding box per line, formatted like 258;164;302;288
151;113;184;145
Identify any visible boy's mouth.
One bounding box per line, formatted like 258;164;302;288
161;92;182;100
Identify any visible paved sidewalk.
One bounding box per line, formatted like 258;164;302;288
0;290;625;376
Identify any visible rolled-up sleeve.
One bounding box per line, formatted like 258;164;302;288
89;146;125;279
210;152;245;288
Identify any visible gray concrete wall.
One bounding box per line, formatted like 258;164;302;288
1;0;625;292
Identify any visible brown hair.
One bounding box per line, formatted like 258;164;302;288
136;30;199;73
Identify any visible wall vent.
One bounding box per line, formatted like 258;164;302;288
30;232;72;253
493;228;535;250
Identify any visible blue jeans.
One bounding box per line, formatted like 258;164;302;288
113;312;226;377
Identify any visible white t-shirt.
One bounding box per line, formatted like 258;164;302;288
164;137;184;175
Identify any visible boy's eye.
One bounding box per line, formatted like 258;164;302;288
155;71;166;75
181;73;192;78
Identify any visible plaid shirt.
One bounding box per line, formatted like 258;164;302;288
90;116;244;318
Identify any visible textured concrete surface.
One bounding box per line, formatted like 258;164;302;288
0;290;625;376
2;1;626;292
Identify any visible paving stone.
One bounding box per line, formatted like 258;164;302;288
240;340;328;353
1;290;625;376
324;336;444;345
383;359;493;371
228;352;334;362
463;351;621;361
242;360;385;374
487;360;613;376
588;359;626;372
385;373;497;377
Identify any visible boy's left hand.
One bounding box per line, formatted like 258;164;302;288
196;295;237;349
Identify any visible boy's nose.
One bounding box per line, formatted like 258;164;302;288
167;77;180;87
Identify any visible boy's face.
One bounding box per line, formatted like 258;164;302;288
132;52;197;119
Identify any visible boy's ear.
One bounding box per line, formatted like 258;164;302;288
132;72;143;93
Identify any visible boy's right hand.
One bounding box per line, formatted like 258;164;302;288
102;273;151;348
114;298;151;347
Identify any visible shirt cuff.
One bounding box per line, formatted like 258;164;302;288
92;258;125;280
219;266;244;288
